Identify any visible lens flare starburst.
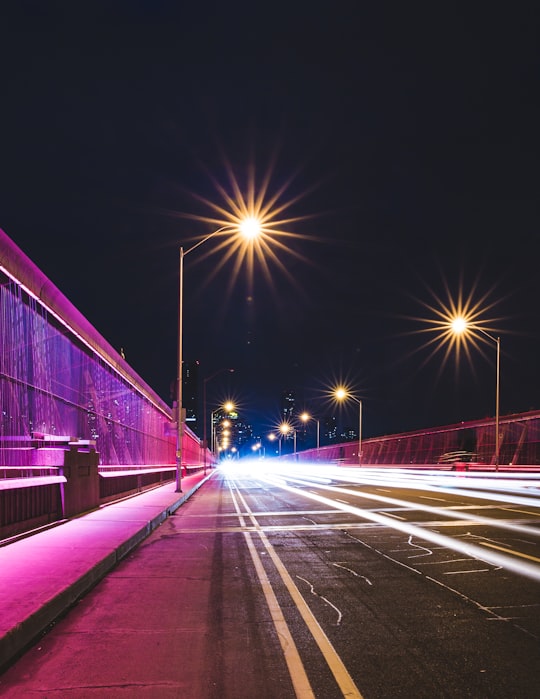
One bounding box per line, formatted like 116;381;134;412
412;276;505;374
170;154;319;299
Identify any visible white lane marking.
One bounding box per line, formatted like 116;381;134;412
419;495;447;502
444;569;491;574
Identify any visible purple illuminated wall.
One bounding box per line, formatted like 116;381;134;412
0;229;176;467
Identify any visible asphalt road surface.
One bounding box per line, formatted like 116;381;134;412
1;462;540;698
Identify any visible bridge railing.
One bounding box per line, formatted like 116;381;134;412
286;410;540;468
0;228;216;542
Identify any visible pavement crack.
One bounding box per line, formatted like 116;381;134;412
296;574;343;625
332;561;372;585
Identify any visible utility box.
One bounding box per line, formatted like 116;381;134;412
61;444;100;517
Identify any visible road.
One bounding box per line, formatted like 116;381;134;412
1;462;540;698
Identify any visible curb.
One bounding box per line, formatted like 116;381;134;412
0;472;214;673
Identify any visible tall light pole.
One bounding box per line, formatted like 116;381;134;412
451;318;501;471
279;422;296;455
300;412;320;458
267;432;277;456
203;368;234;475
334;387;362;466
176;221;260;492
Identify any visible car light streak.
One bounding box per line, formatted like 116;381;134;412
261;472;540;541
227;460;540;504
257;474;540;583
319;468;540;507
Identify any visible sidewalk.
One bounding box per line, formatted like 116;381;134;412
0;471;214;672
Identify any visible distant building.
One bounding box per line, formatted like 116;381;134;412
281;389;295;440
183;361;199;431
342;426;358;441
323;415;338;443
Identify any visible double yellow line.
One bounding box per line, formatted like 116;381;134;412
227;478;363;699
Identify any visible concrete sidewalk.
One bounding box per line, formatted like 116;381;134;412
0;471;214;672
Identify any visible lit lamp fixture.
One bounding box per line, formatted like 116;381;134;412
450;316;501;471
176;220;261;491
299;411;320;456
334;387;362;466
279;421;296;454
268;429;285;457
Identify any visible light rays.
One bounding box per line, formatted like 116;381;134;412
408;273;506;375
169;152;321;302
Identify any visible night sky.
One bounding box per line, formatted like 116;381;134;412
2;3;540;440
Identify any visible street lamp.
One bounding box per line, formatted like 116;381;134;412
279;422;296;454
267;432;278;456
334;387;362;466
176;222;260;491
450;318;501;471
203;368;234;475
299;411;320;457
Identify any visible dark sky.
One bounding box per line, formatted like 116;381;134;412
1;2;540;440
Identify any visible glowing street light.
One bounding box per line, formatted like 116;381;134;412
279;421;297;454
267;432;278;456
450;316;501;470
239;217;262;239
334;387;362;466
176;220;260;492
300;411;320;457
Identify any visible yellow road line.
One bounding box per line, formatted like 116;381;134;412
231;480;364;699
228;482;315;699
479;541;540;564
502;507;540;518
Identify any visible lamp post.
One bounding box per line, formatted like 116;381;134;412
451;318;501;471
300;411;320;458
267;432;278;456
279;422;296;455
176;221;260;492
203;368;234;475
334;388;362;466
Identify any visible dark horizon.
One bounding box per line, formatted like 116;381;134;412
2;4;539;440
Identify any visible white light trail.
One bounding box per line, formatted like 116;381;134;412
236;464;540;583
